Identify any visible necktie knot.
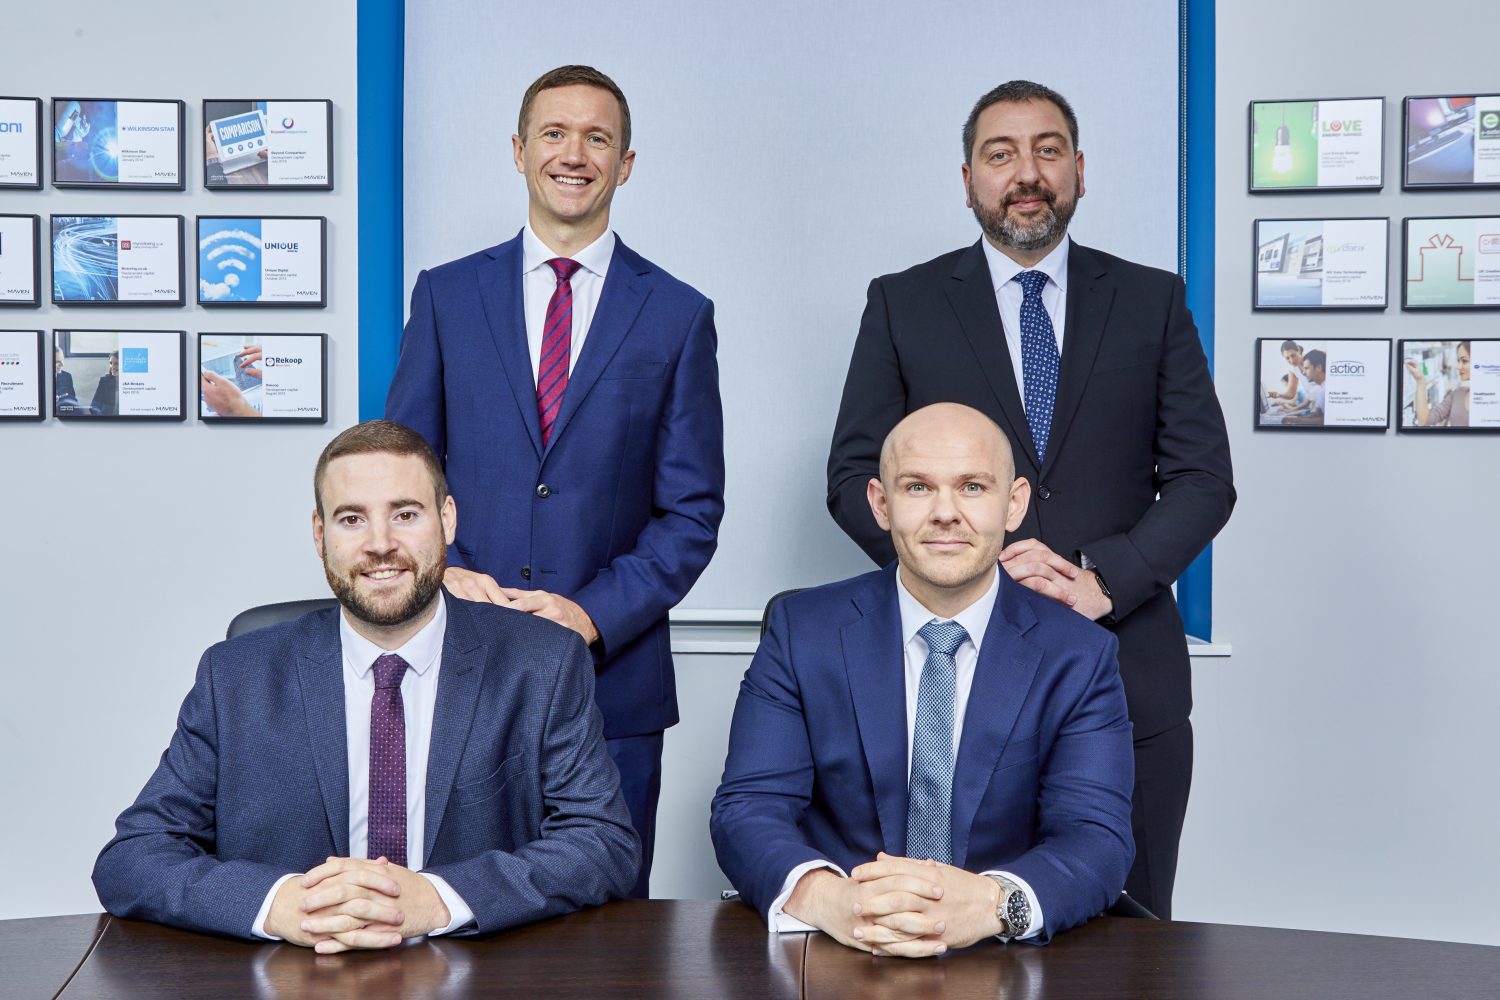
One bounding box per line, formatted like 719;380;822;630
373;653;408;690
1014;269;1048;298
918;619;969;658
547;257;582;283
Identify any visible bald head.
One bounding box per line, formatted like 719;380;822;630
878;403;1015;488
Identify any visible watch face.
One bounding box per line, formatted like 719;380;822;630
1007;890;1032;934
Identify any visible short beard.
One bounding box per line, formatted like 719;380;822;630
325;552;445;629
972;178;1079;252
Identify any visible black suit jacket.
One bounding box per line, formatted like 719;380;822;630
827;240;1234;736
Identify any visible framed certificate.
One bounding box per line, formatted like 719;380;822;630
1254;338;1391;431
53;329;186;420
1403;94;1500;190
51;98;184;189
197;217;327;307
1398;340;1499;432
0;329;44;420
197;332;328;422
0;215;40;306
1402;216;1500;310
1249;98;1384;192
51;216;185;306
1252;218;1389;310
0;97;42;188
202;100;333;189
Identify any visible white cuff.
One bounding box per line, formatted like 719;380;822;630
250;874;299;940
767;860;848;932
421;872;475;936
981;869;1044;940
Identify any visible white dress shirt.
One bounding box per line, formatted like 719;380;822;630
522;225;614;382
768;570;1044;940
252;594;474;939
981;235;1070;411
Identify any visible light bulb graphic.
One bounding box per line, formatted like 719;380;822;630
1271;106;1293;175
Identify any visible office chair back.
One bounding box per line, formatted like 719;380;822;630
227;599;339;640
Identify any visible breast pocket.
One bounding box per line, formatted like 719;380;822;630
454;753;531;807
995;730;1040;772
600;361;668;381
1092;346;1159;374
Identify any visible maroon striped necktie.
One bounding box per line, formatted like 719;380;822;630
368;652;409;868
537;258;582;445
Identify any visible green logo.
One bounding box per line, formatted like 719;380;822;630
1481;111;1500;140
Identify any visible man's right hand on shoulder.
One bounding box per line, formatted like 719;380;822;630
442;566;512;605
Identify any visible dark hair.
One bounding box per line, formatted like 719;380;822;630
1303;349;1327;370
314;420;447;517
1280;340;1302;353
518;64;632;152
963;80;1079;163
1458;340;1471;355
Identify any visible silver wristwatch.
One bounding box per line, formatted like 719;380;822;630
988;874;1033;940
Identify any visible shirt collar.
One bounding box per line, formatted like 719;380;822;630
895;567;1001;655
522;224;616;280
981;233;1070;295
340;591;447;679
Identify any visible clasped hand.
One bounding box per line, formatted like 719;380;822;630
265;856;450;954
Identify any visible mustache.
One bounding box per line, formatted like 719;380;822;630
1005;184;1056;207
350;554;417;575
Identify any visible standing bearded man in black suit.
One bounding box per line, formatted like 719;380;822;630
826;80;1234;918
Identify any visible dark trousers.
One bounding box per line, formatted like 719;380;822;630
606;731;664;899
1123;719;1193;919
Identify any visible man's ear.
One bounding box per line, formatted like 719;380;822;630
867;476;892;531
312;508;325;558
441;495;457;546
1005;476;1032;532
512;133;525;173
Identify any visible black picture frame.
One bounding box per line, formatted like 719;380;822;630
202;99;334;190
1396;339;1499;432
1252;218;1389;311
1402;94;1500;191
0;97;43;189
52;329;187;421
0;329;45;420
50;98;185;190
196;332;329;423
50;215;185;307
0;215;41;307
196;216;328;308
1401;216;1500;311
1248;97;1385;193
1253;338;1392;432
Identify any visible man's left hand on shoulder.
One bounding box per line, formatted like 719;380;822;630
499;587;600;645
998;539;1114;621
848;853;1004;956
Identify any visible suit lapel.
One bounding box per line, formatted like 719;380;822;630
945;241;1039;467
297;612;350;857
842;569;910;855
1043;243;1113;477
544;240;650;452
423;596;485;862
475;234;544;458
950;576;1041;868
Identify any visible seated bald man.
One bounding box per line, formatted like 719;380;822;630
711;403;1134;954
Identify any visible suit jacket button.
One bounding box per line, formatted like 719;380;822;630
521;566;532;580
536;483;551;498
1038;485;1051;500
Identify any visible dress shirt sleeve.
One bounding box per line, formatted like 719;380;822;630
979;869;1045;941
250;874;298;940
421;872;475;935
767;860;848;932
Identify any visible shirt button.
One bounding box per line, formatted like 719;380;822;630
520;566;532;580
536;483;551;498
1038;485;1052;500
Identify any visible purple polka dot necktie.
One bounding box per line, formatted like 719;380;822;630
538;257;582;445
369;653;409;867
1014;270;1060;461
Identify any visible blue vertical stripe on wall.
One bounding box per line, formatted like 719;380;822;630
357;0;404;421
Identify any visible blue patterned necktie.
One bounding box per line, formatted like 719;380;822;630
906;619;969;864
1014;270;1060;461
369;653;409;867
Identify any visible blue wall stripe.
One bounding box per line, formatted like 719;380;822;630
1176;0;1215;641
357;0;404;422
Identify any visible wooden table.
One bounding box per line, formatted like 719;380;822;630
9;901;1500;999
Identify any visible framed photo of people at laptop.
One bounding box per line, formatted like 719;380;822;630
51;98;184;190
0;215;41;306
0;329;44;420
1403;94;1500;190
1254;338;1391;431
202;100;333;190
1249;97;1384;192
0;97;42;189
52;329;186;420
1402;216;1500;310
197;332;327;423
51;215;185;306
196;216;327;307
1398;339;1499;432
1253;218;1389;310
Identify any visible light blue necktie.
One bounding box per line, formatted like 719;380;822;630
1014;270;1060;461
906;619;969;864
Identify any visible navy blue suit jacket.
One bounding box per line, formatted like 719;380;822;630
711;566;1135;943
386;232;725;739
93;596;640;940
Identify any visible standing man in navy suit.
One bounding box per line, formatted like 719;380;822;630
94;421;638;948
826;81;1233;917
386;65;724;897
714;404;1134;953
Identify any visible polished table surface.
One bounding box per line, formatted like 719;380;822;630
9;901;1500;1000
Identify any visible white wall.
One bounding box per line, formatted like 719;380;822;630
1173;0;1500;945
0;2;360;920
